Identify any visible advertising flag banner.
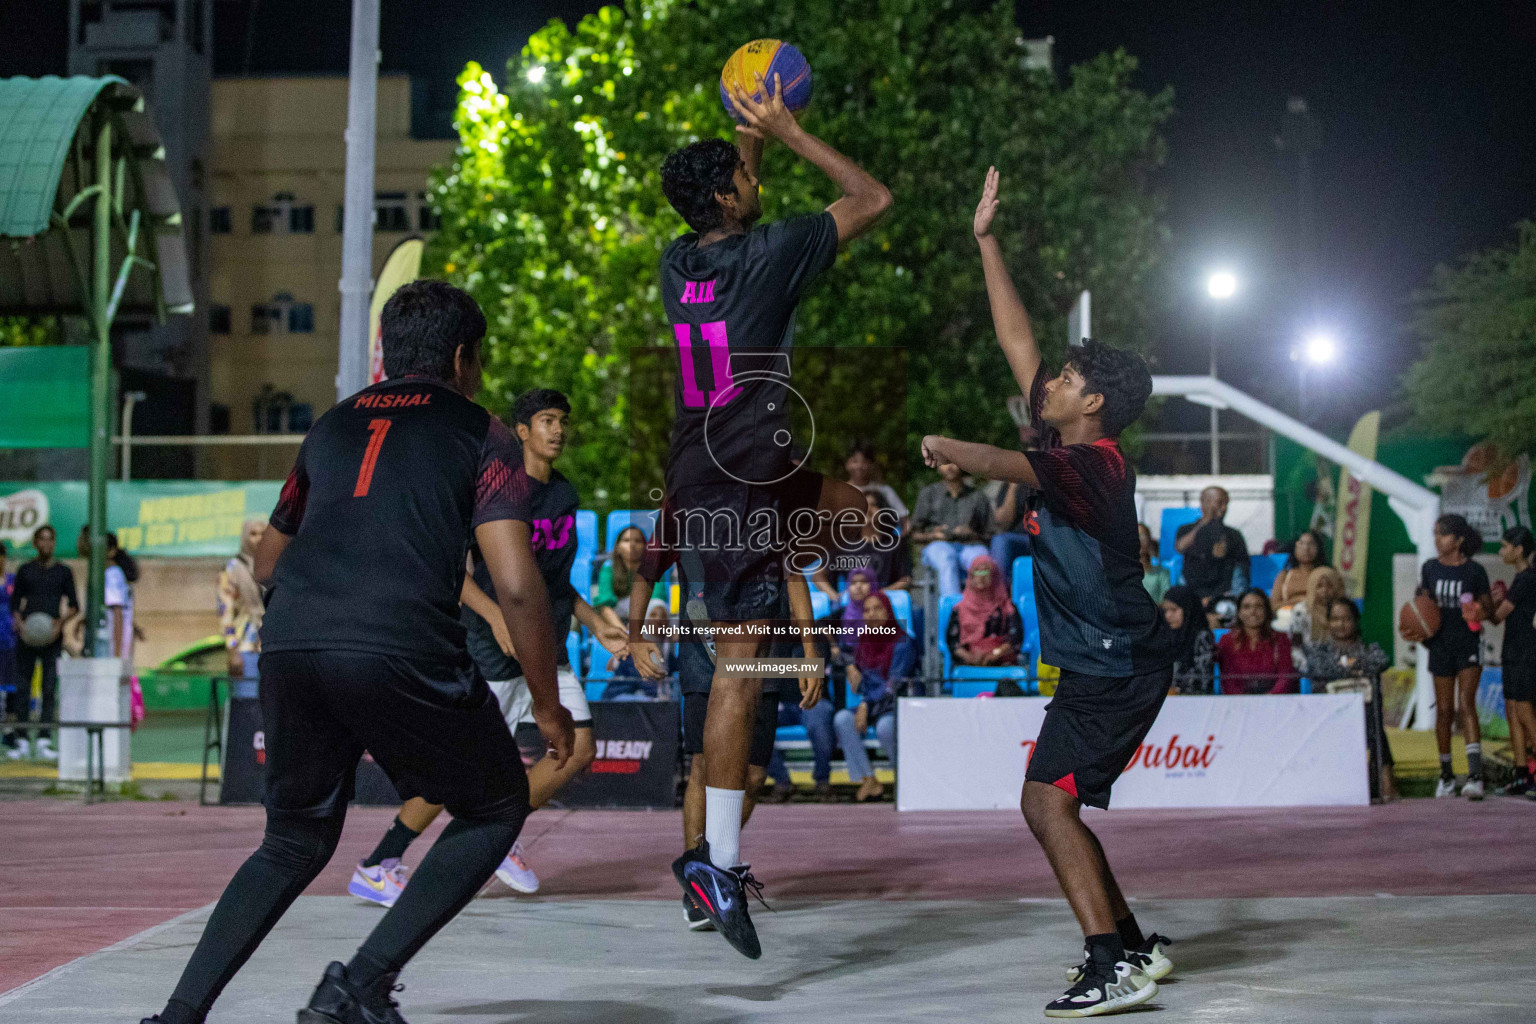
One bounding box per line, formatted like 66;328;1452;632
1333;411;1380;599
368;237;425;384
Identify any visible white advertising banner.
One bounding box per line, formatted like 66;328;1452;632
897;695;1368;811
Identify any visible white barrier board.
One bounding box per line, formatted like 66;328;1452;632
897;694;1368;811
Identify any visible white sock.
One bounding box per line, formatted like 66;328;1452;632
704;787;745;868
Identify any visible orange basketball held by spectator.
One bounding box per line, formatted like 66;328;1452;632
1399;592;1441;642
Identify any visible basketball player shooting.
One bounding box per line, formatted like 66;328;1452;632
625;71;890;959
920;168;1176;1018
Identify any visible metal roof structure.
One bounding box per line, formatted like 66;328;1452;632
0;75;192;317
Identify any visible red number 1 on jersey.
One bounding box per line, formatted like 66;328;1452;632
354;418;392;497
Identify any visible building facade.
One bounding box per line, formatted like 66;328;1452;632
206;75;452;478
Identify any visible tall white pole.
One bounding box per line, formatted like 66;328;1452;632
336;0;379;402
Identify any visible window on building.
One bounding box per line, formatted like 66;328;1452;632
375;191;410;232
252;293;314;336
209;304;231;334
253;192;314;235
416;192;441;231
209;206;232;234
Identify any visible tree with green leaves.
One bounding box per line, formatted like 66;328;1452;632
430;0;1170;511
1406;220;1536;462
0;316;61;347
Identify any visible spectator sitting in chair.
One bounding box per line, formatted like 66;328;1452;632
1215;588;1296;694
832;590;914;803
1271;529;1328;615
1302;597;1398;801
947;555;1023;667
1289;565;1346;651
595;524;647;632
813;490;910;600
911;461;993;596
1162;585;1214;695
844;441;908;528
1175;485;1250;606
1139;523;1171;603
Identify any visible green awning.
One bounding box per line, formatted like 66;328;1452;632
0;76;123;236
0;75;191;316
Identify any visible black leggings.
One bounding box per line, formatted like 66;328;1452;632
164;802;524;1021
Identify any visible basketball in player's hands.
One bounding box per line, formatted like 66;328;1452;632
1399;592;1441;643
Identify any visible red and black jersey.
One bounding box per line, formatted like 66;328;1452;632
262;376;530;671
1022;364;1173;675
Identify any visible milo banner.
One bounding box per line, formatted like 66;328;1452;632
0;481;282;559
1333;411;1380;600
517;702;680;808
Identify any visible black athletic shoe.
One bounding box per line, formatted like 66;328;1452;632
671;841;764;959
1045;959;1158;1018
296;961;409;1024
683;891;716;931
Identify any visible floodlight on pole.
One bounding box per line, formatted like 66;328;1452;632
1303;332;1338;364
1206;271;1238;300
1203;270;1237;473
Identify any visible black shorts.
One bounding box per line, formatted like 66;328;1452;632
258;650;530;824
1504;661;1536;703
668;470;824;623
682;688;779;768
1025;664;1172;810
1427;632;1481;677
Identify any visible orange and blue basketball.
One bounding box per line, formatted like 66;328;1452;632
719;39;813;124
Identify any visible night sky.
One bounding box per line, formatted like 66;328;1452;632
9;1;1535;435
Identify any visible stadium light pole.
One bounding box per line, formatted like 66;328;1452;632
1205;271;1238;473
336;0;380;402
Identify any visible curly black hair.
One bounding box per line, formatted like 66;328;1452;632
512;387;571;426
1065;338;1153;437
661;138;741;233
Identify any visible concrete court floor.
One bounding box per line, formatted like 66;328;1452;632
3;893;1532;1024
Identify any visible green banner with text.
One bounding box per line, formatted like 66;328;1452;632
0;481;282;558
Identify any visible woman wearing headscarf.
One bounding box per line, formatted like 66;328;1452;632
833;590;916;801
1161;585;1215;695
1288;565;1346;650
946;555;1023;666
217;519;267;678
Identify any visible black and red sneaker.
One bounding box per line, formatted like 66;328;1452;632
671;841;765;959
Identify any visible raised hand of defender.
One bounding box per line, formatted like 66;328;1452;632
973;166;1000;239
533;699;575;770
729;72;800;142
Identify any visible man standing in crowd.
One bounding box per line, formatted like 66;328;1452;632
911;460;994;597
6;525;79;761
1174;486;1250;607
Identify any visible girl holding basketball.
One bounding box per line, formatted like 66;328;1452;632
1415;514;1493;799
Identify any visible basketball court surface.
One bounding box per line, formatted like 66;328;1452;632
2;800;1531;1023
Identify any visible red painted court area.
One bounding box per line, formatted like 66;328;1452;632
2;798;1531;995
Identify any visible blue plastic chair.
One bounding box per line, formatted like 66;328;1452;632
886;590;913;634
1164;552;1184;586
574;509;598;562
605;509;659;550
1159;507;1202;564
936;592;1033;691
950;681;995;698
569;556;593;602
1010;556;1035;606
566;631;583;678
586;635;614;682
1249;553;1288;595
